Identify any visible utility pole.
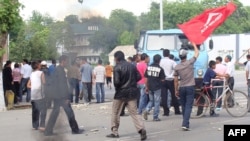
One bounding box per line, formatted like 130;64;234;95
160;0;163;30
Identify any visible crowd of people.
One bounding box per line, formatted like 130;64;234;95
2;44;249;140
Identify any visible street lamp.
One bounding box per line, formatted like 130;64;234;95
160;0;163;30
78;0;83;4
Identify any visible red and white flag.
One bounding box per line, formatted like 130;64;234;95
177;2;237;44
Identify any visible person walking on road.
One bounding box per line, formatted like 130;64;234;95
106;51;147;140
44;55;84;136
143;54;165;121
174;43;199;131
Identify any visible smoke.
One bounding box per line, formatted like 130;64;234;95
78;9;102;19
56;0;104;21
32;110;70;141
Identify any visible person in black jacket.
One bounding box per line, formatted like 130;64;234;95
44;55;84;136
2;60;14;109
106;51;147;140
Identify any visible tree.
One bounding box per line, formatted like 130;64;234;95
109;9;137;34
138;0;250;34
88;26;118;53
9;11;62;61
64;15;80;24
119;31;135;45
0;0;22;68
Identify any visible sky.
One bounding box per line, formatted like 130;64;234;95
19;0;250;21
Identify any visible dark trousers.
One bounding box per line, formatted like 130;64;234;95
13;81;20;103
45;99;79;133
227;77;234;106
31;99;47;129
82;82;92;102
179;86;195;128
161;80;181;114
69;78;80;103
19;78;31;102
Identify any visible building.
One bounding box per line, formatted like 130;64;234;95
108;45;136;66
63;23;102;64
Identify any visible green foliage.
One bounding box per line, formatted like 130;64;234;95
109;9;137;34
9;11;63;62
137;0;250;34
119;31;135;45
64;15;80;24
9;0;250;64
0;0;22;34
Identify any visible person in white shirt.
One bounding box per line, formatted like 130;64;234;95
160;49;181;116
224;55;235;90
224;55;235;108
27;61;46;131
19;59;32;102
93;60;106;103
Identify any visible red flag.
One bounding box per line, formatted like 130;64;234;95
177;2;237;44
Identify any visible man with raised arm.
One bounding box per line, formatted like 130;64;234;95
174;42;199;131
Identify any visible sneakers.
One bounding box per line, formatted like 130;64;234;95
106;133;119;138
181;126;190;131
142;111;148;120
139;129;147;140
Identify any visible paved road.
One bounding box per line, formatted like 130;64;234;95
0;71;249;141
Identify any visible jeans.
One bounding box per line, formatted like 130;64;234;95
31;99;47;129
145;89;161;119
19;78;31;102
137;84;148;114
179;86;195;128
96;82;105;103
69;78;80;103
